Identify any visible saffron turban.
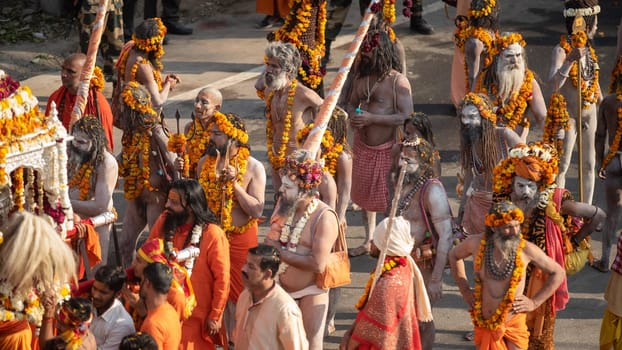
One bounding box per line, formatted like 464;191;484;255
513;156;545;182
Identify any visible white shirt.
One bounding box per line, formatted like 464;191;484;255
90;298;136;350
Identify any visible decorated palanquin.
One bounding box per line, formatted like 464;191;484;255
0;69;73;236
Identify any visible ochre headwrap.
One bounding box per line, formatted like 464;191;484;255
513;156;545;182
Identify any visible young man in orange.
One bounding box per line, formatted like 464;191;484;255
147;179;230;349
139;262;181;350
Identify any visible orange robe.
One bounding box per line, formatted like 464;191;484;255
149;214;230;350
474;313;530;350
228;222;258;304
0;320;32;350
140;302;182;350
46;86;115;151
255;0;290;19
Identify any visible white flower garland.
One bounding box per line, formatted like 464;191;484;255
563;5;600;18
184;224;203;274
537;184;557;210
508;145;553;162
277;198;319;276
0;281;70;326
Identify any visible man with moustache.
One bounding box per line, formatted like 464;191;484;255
265;150;339;350
68;115;118;266
458;93;521;236
255;41;324;192
449;201;565;350
118;82;179;267
392;137;453;350
139;262;182;350
180;88;223;178
147;179;230;349
46;53;114;150
234;245;308;349
549;0;602;205
346;29;414;257
493;142;605;349
479;32;546;140
196;112;266;340
90;265;136;350
594;54;622;272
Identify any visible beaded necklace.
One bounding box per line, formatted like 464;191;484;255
484;238;516;280
396;174;431;216
559;35;600;108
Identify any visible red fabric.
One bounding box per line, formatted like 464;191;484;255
46;86;115;151
228;223;258;304
148;214;230;350
548;188;570;311
474;313;530;350
350;265;421;350
612;235;622;275
350;133;394;212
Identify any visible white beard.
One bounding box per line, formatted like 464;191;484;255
496;60;525;104
265;71;289;91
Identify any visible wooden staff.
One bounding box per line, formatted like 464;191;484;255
573;16;586;202
369;161;407;296
302;0;381;159
69;0;110;130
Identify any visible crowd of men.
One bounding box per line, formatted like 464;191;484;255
1;0;622;348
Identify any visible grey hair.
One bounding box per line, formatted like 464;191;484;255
265;41;302;79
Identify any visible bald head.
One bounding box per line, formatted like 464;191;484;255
194;87;222;122
61;53;86;94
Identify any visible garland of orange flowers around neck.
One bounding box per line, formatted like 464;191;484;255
543;93;571;157
464;28;497;90
68;162;94;200
601;59;622;173
187;119;211;177
266;79;297;171
120;132;157;200
199;147;256;237
471;235;525;330
485;69;534;130
355;255;408;310
559;33;600;108
277;197;319;276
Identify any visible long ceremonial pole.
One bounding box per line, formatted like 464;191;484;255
369;163;407;297
69;0;110;130
577;58;584;202
302;0;380;158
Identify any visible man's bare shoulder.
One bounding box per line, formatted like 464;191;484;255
294;84;322;106
246;156;266;174
601;94;620;113
100;151;119;171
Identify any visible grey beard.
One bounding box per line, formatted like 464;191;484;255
266;72;289;91
493;232;520;261
496;63;525;103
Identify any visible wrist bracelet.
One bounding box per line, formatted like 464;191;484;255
558;69;570;78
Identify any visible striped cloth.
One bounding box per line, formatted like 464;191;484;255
612;234;622;275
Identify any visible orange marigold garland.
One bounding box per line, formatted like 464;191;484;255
120;132;157;200
484;208;524;227
559;33;600;108
471;235;525;330
465;28;497;91
122;81;158;119
484;70;534;130
168;133;189;178
469;0;496;19
462;93;496;123
186;119;211;177
492;142;558;195
355;256;408;310
382;0;396;24
90;66;105;92
266;79;297;170
271;0;326;89
12;167;24;211
543;93;571;157
599;94;622;174
454;16;470;52
296;123;343;176
131;17;167;65
68;163;94;200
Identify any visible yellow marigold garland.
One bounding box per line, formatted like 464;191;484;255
462;93;496;123
454;16;470;52
68;163;94;200
494;32;526;57
471;235;525;330
198;147;256;236
213;111;249;144
383;0;396;24
272;0;326;89
543;93;571;157
296;124;343;176
12;167;24;211
90;66;105;92
120;132;157;200
469;0;496;19
560;33;600;108
355;256;408;310
122;81;158;119
186;120;211;177
492;142;558;195
484;70;534;130
266;79;297;170
599;94;622;174
129;58;163;92
132;17;166;61
168;133;189;178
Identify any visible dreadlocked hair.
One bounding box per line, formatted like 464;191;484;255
459;94;499;182
225;112;250;150
367;30;400;77
328;106;351;154
405;112;436;147
134;18;165;70
72;115;109;164
564;0;599;36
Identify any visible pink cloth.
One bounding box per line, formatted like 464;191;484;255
351;134;394;212
462;190;493;235
547;188;570;311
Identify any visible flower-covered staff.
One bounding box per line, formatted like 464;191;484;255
593;54;622;272
196;112;266;336
146;179;230;349
548;0;603;205
265;149;339;350
492;142;605;349
117;82;179;267
449;201;565;350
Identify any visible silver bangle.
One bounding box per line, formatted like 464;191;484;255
558;69;570;78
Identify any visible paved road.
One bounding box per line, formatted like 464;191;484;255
16;0;622;348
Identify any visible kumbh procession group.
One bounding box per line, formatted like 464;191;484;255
1;0;622;349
